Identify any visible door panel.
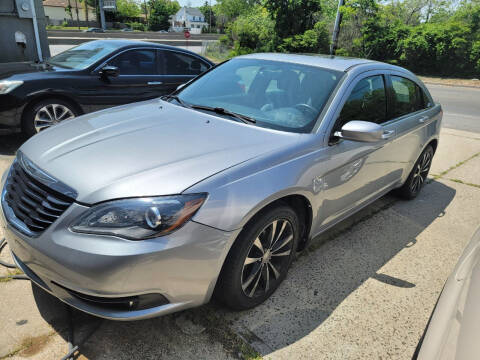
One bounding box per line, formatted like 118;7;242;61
79;48;167;108
157;50;210;94
316;74;400;229
385;74;431;180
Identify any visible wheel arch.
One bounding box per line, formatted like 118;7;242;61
21;92;84;124
233;192;313;253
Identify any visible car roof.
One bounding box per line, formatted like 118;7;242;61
237;53;379;72
85;39;211;60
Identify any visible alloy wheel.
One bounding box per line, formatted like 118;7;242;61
241;219;294;298
410;149;432;193
34;104;75;133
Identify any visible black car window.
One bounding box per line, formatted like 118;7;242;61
337;75;387;129
390;76;425;118
161;51;208;75
108;49;157;75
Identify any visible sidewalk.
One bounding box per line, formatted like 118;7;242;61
0;127;479;359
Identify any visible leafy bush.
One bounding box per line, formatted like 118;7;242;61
227;7;275;56
125;22;146;31
400;22;476;76
278;21;330;53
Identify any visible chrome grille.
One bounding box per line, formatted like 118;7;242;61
2;161;74;236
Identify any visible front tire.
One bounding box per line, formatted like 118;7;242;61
22;98;79;137
396;145;434;199
216;205;300;310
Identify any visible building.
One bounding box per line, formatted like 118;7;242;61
171;6;208;34
0;0;50;63
43;0;96;26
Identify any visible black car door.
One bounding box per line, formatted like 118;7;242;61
157;49;211;94
89;48;167;109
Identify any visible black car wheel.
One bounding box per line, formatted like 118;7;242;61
396;145;434;199
23;98;79;136
216;204;300;310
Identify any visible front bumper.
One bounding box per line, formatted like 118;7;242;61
0;201;239;320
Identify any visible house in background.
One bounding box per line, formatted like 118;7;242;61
43;0;96;26
171;6;208;34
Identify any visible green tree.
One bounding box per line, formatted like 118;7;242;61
148;0;179;31
226;6;275;55
264;0;322;40
278;21;330;53
200;1;216;31
116;0;141;19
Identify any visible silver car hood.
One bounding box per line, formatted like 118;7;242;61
20;99;299;204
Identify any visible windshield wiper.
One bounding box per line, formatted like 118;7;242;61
190;104;256;124
161;94;191;108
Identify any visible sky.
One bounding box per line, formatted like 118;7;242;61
177;0;217;7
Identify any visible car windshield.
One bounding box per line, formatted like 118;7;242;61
47;42;121;70
177;58;343;133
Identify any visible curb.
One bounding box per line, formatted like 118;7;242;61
423;81;480;90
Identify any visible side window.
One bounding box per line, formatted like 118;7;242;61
108;49;157;75
337;75;387;129
161;51;208;75
390;76;425;118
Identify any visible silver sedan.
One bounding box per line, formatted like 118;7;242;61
0;54;442;320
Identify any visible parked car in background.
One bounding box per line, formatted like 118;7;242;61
416;227;480;360
0;54;441;320
0;40;214;136
84;28;104;33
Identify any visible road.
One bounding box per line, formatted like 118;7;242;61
427;83;480;133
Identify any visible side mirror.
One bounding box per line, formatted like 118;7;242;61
99;65;119;78
334;120;392;142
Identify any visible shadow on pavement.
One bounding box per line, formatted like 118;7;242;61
29;180;455;358
224;180;456;354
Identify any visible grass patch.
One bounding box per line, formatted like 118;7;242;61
189;306;262;359
448;178;480;189
432;152;480;180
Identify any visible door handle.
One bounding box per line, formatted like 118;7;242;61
382;129;395;140
147;81;163;85
419;115;429;123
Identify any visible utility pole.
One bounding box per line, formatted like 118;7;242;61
143;0;148;27
330;0;344;55
99;0;106;30
209;0;212;33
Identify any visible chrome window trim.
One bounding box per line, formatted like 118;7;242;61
92;47;211;75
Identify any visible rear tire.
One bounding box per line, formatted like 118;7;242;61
396;145;434;200
216;205;300;310
22;98;79;137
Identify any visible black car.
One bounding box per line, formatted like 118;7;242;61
0;40;214;136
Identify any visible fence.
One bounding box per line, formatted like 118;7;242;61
201;40;231;63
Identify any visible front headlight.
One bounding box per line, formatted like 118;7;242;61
0;80;23;94
70;194;207;240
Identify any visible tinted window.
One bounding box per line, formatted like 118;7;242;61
47;41;121;70
337;75;387;128
108;49;157;75
390;76;424;117
162;51;208;75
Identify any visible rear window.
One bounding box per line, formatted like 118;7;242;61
390;76;425;118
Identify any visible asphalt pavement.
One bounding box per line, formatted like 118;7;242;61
426;84;480;133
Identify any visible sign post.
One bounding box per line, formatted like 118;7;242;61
184;30;191;49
